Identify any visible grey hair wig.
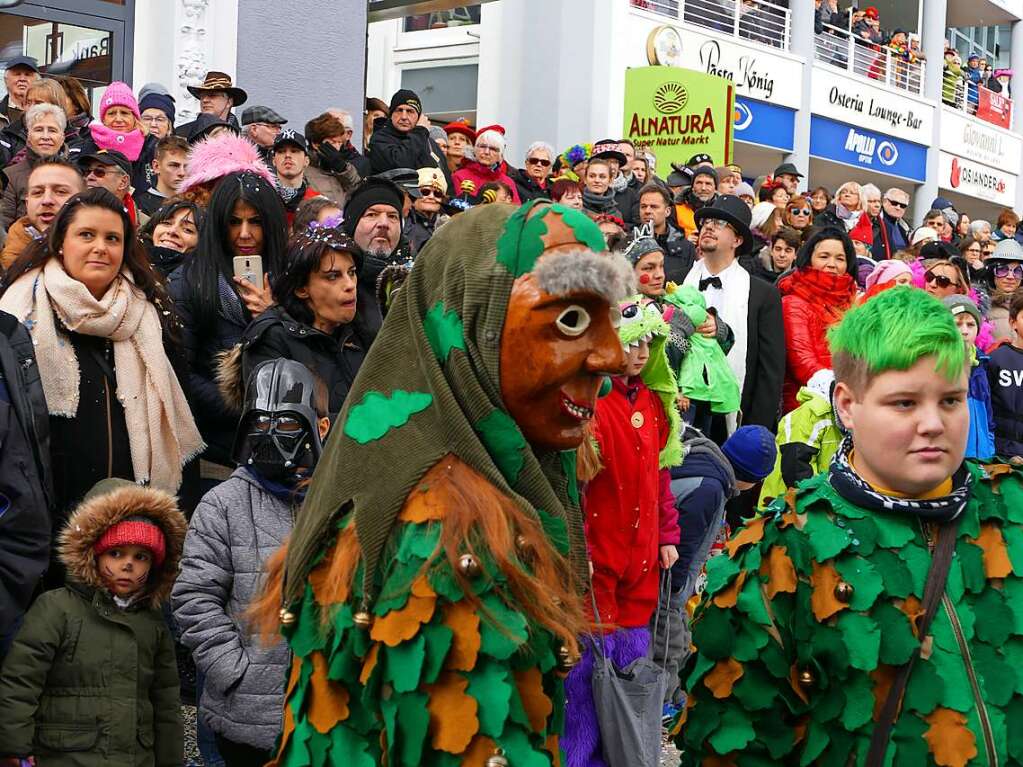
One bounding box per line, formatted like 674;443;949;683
533;248;636;305
25;102;67;133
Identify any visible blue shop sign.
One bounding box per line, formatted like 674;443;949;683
733;97;795;152
809;116;927;182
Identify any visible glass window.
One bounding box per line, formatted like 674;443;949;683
403;6;481;32
401;64;478;123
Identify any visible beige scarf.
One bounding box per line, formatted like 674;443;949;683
0;258;205;491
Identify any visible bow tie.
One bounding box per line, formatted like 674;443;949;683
699;275;723;291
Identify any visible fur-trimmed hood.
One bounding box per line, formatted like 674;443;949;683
216;342;245;414
59;481;187;608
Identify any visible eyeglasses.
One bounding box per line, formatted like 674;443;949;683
526;157;551;167
140;114;169;126
701;219;734;232
993;263;1023;279
884;198;909;209
925;271;959;289
965;247;982;255
418;188;443;198
788;208;811;216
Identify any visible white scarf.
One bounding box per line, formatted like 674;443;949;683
0;259;205;490
684;259;751;432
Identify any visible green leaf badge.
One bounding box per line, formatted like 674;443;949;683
424;300;465;364
343;390;433;444
476;409;528;485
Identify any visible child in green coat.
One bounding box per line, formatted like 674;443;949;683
0;479;185;767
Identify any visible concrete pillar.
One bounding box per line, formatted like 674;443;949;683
785;0;813;179
1011;20;1023;212
236;0;367;140
912;0;947;226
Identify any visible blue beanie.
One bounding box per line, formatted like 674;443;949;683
138;92;175;125
721;425;777;483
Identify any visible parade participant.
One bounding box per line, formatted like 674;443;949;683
253;202;634;764
0;479;185;766
564;297;681;767
988;291;1023;460
944;295;995;461
676;286;1023;766
174;360;330;767
623;224;667;299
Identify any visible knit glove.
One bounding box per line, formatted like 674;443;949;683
459;179;477;195
316;143;350;174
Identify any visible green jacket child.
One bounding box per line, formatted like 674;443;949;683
0;479;185;767
676;288;1023;766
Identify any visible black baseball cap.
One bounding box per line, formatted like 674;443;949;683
273;129;308;155
76;149;132;177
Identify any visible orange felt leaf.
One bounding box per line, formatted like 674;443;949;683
762;546;798;599
514;667;553;733
443;600;481;671
399;486;446;523
360;643;380;685
971;523;1013;579
712;570;748;609
810;561;848;621
545;734;562;767
399;459;464;522
426;671;479;753
459;733;497;766
704;658;744;699
924;707;978;767
870;664;896;721
307;652;350;733
794;720;807;744
898;595;925;638
268;702;295;766
411;573;435;598
285;654;302;698
788;665;809;704
986;462;1013;495
370;589;436;647
725;516;765;557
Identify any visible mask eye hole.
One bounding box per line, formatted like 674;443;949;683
277;417;303;433
253;415;271;432
555;305;591;337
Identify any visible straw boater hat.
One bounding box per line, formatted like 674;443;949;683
187;71;248;105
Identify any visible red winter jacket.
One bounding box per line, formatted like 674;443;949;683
452;159;522;204
778;267;856;413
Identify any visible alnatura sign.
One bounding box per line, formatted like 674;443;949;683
623;66;734;176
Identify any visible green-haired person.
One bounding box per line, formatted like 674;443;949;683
675;287;1023;766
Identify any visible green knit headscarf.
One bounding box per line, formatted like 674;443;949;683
282;201;629;608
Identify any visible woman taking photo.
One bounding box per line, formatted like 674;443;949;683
778;227;858;412
0;188;203;576
169;171;287;469
138;199;204;279
233;225;374;415
1;104;67;230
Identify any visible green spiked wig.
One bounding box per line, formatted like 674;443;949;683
828;286;967;393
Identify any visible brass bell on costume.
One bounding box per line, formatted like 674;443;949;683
353;611;373;629
797;668;816;689
515;534;529;550
486;749;510;767
833;581;854;603
278;608;296;626
556;644;580;672
458;553;482;578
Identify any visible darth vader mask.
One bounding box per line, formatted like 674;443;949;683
232;359;323;483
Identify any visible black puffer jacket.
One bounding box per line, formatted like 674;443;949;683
367;117;452;189
239;305;372;416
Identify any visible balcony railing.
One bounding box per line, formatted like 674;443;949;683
944;78;1014;129
630;0;791;51
814;22;925;96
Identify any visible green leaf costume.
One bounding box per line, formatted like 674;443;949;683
272;202;630;766
676;462;1023;766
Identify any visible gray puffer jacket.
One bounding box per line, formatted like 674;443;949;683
171;468;295;750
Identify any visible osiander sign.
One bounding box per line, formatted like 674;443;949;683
623;66;734;176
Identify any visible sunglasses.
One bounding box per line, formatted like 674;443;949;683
526;157;552;167
788;207;811;216
993;263;1023;279
418;188;443;198
84;166;113;179
884;198;909;209
925;271;959;289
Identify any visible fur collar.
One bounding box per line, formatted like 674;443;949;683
58;484;186;608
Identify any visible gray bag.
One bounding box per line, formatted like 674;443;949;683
590;573;670;767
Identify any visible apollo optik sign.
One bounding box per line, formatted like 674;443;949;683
623;66;734;177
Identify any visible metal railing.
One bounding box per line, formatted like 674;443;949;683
944;77;1014;129
630;0;791;51
814;22;925;95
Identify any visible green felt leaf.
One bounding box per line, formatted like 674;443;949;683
837;612;880;671
835;556;884;611
1005;696;1023;760
736;573;772;626
803;513;851;561
732;663;779;711
554;203;608;253
871;550;914;598
691;607;736;660
756;717;796;759
1002;524;1023;576
307;730;331;767
1001;581;1023;636
704;552;741;595
1003;478;1023;523
808;623;849;668
778;527;812;573
839;673;875;731
420;622;454;685
374;558;422;614
957;542;987;594
903;656;944;715
929;646;976;712
498;723;552;767
890;710;928;765
810;680;844;724
732;619;770;662
843;516;879;556
799;719;830;766
535;508;569;555
396;522;441;564
423;300;465;364
899;543;931;598
972;587;1014;646
479;592;529;660
686;652;716;692
871;512;917;549
386;634;427;694
282;718;313;767
475;409;528;486
291;584;328;657
467;661;513;737
875;602;918;666
971;641;1016;707
427;562;465;604
343;390;433;444
395;691;430;766
560;451;580;506
707;706;756;754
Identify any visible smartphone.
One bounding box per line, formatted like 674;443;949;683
233;255;263;288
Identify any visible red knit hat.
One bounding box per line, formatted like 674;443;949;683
94;516;166;567
443;119;476;142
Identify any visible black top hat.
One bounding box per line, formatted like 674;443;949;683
694;194;754;255
187;113;239;144
187;71;248;105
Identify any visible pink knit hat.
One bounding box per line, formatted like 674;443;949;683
100;81;140;121
864;259;912;290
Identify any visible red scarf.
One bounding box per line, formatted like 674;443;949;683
778;267;856;322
